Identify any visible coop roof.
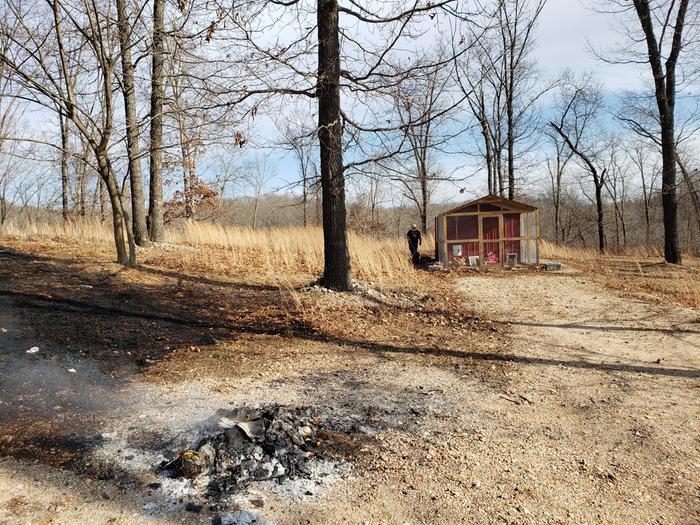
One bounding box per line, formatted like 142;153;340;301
440;194;539;215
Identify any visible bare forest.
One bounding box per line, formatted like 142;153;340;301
0;0;698;524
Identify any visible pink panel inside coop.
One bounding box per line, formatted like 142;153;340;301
483;242;500;264
504;213;520;238
482;217;499;240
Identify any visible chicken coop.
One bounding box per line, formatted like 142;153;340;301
433;195;540;267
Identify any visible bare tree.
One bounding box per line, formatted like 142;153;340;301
455;43;504;195
596;0;698;263
380;59;463;233
242;155;275;228
631;0;692;263
549;78;608;253
1;0;136;263
628;140;660;244
212;0;469;290
278;119;319;227
498;0;547;199
604;141;629;248
116;0;149;246
148;0;165;242
455;0;550;199
544;72;585;243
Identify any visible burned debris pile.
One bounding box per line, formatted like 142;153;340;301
163;405;342;495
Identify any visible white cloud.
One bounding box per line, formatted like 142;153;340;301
534;0;646;91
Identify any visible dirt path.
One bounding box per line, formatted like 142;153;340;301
455;272;700;524
0;243;698;525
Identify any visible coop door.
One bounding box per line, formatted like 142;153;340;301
480;216;501;265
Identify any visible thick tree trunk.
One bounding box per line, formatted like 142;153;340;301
633;0;686;263
594;181;605;254
317;0;351;291
148;0;165;242
659;120;681;262
116;0;149;247
59;113;69;223
420;173;428;234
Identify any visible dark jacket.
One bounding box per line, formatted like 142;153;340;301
406;228;422;247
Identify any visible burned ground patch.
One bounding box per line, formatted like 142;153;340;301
161;405;368;503
0;241;521;523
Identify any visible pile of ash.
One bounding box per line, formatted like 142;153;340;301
162;405;344;496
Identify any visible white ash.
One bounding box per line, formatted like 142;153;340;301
161;405;353;500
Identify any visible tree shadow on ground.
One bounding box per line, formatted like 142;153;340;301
507;320;699;335
0;245;698;522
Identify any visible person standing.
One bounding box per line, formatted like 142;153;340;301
406;224;422;264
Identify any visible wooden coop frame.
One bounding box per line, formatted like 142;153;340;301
434;195;540;267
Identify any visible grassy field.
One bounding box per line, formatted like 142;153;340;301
0;219;432;285
541;239;700;308
2;219;698;307
0;220;698;525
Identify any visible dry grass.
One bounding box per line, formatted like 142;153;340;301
541;239;700;309
540;240;663;260
0;219;430;285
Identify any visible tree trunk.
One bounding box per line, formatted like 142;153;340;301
595;181;605;254
641;171;651;245
116;0;149;247
632;0;686;264
506;82;515;200
148;0;165;242
552;157;562;244
78;163;86;216
59;112;70;223
496;152;504;197
96;154;129;264
660;121;681;262
420;172;428;234
317;0;351;291
644;200;651;245
252;196;258;228
176;112;195;219
99;178;107;222
302;173;308;227
479;116;494;195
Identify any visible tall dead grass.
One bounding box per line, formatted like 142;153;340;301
0;219;428;284
166;221;426;282
540;239;700;308
540;240;663;261
1;218;115;244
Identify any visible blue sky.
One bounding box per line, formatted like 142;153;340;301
251;0;657;202
15;0;695;205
